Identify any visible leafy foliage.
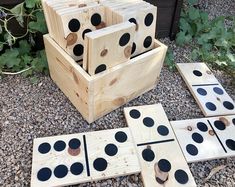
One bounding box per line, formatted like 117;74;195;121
0;0;48;76
165;49;176;71
176;0;235;79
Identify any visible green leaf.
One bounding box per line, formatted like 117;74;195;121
215;38;229;48
176;32;186;46
29;11;47;33
25;0;40;9
179;18;193;35
10;3;25;15
226;52;235;62
32;50;48;73
165;49;175;71
200;12;209;23
18;40;31;55
0;49;21;68
188;7;200;20
0;43;3;52
215;60;227;66
188;0;198;5
191;49;199;60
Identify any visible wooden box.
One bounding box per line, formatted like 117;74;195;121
44;34;167;123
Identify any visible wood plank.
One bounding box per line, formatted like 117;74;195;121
56;5;106;62
171;115;235;163
177;63;235;116
43;35;92;122
84;22;135;75
115;3;157;57
90;40;167;120
124;104;196;187
31;128;140;187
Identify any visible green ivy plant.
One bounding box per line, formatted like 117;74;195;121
176;0;235;79
0;0;48;77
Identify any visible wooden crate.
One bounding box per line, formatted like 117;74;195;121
44;34;167;123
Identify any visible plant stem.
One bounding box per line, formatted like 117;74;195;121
2;67;32;75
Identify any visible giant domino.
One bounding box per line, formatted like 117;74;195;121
177;63;235;116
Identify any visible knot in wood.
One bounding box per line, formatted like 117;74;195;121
209;130;215;136
96;21;106;29
66;33;78;46
187;126;192;131
100;49;108;57
78;3;87;8
219;117;229;126
124;45;132;58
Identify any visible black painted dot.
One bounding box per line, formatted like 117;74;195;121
205;102;217;111
54;165;68;178
91;13;101;26
157;125;169;136
73;44;84;56
131;42;136;54
197;88;207;96
70;162;84;175
105;144;118;156
193;70;202;77
82;29;92;39
129;109;141;119
144;13;154;26
158;159;171;172
93;158;107;171
142;148;155;162
95;64;106;74
54;140;66;152
143;36;152;48
175;169;189;184
192;133;204;143
115;131;128;143
69;138;81;149
37;167;52;181
213;87;224;95
119;33;130;47
232;118;235;125
226;139;235;151
186;144;198;156
223;101;235;110
38;142;51;154
68;19;80;32
214;120;226;130
197;122;208;132
143;117;154;127
128;18;137;25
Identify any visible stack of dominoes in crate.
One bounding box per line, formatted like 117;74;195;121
42;0;167;123
42;0;157;75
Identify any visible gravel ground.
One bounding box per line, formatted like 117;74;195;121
0;0;235;187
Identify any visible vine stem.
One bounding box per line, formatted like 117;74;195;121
2;67;32;75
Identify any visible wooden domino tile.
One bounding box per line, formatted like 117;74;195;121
177;63;235;116
124;104;196;187
56;5;106;62
115;4;157;57
83;22;135;75
31;128;140;187
171;115;235;163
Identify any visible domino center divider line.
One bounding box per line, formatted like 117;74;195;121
83;135;91;177
137;139;175;147
192;83;219;87
207;120;227;153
